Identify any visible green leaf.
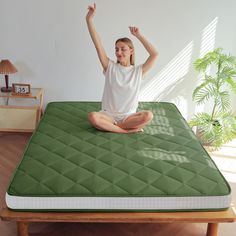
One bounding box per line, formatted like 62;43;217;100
189;111;236;148
192;47;236;148
219;67;236;80
189;113;212;127
215;91;230;111
192;81;208;100
225;78;236;94
194;48;222;72
193;84;216;104
221;55;236;68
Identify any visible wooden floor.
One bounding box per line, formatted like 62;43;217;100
0;132;235;236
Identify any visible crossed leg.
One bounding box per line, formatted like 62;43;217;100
88;111;153;134
88;112;129;133
117;111;153;130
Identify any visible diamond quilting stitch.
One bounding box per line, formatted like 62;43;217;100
8;102;231;200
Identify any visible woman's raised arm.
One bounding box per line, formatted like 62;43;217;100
86;3;109;71
129;27;158;76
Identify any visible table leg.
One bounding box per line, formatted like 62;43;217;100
206;223;219;236
17;222;29;236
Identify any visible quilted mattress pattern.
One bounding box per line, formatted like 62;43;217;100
6;102;231;211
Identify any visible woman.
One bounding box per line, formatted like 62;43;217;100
86;3;158;133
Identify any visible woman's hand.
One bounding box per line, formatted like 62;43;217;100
86;3;96;21
129;26;141;37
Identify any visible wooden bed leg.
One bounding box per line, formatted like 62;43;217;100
17;222;29;236
206;223;219;236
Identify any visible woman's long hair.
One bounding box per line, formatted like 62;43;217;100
115;37;135;65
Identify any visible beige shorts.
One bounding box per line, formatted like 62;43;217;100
100;110;136;124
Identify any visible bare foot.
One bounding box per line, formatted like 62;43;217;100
126;128;144;133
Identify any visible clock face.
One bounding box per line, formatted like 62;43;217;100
15;85;29;94
12;83;31;95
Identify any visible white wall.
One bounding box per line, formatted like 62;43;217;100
0;0;236;120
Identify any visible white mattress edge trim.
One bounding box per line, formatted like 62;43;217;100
6;193;231;210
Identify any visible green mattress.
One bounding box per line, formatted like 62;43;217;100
6;102;231;211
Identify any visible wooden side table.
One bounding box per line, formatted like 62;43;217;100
0;88;44;132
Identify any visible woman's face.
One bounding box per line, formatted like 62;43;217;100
115;41;133;65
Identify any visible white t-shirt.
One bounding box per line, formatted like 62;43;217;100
102;59;143;116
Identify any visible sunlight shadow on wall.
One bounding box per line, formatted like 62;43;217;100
140;17;218;106
199;17;218;58
139;42;193;101
195;17;218;114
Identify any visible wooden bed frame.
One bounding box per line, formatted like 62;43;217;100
1;206;235;236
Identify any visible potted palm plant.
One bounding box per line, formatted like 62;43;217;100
189;48;236;149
